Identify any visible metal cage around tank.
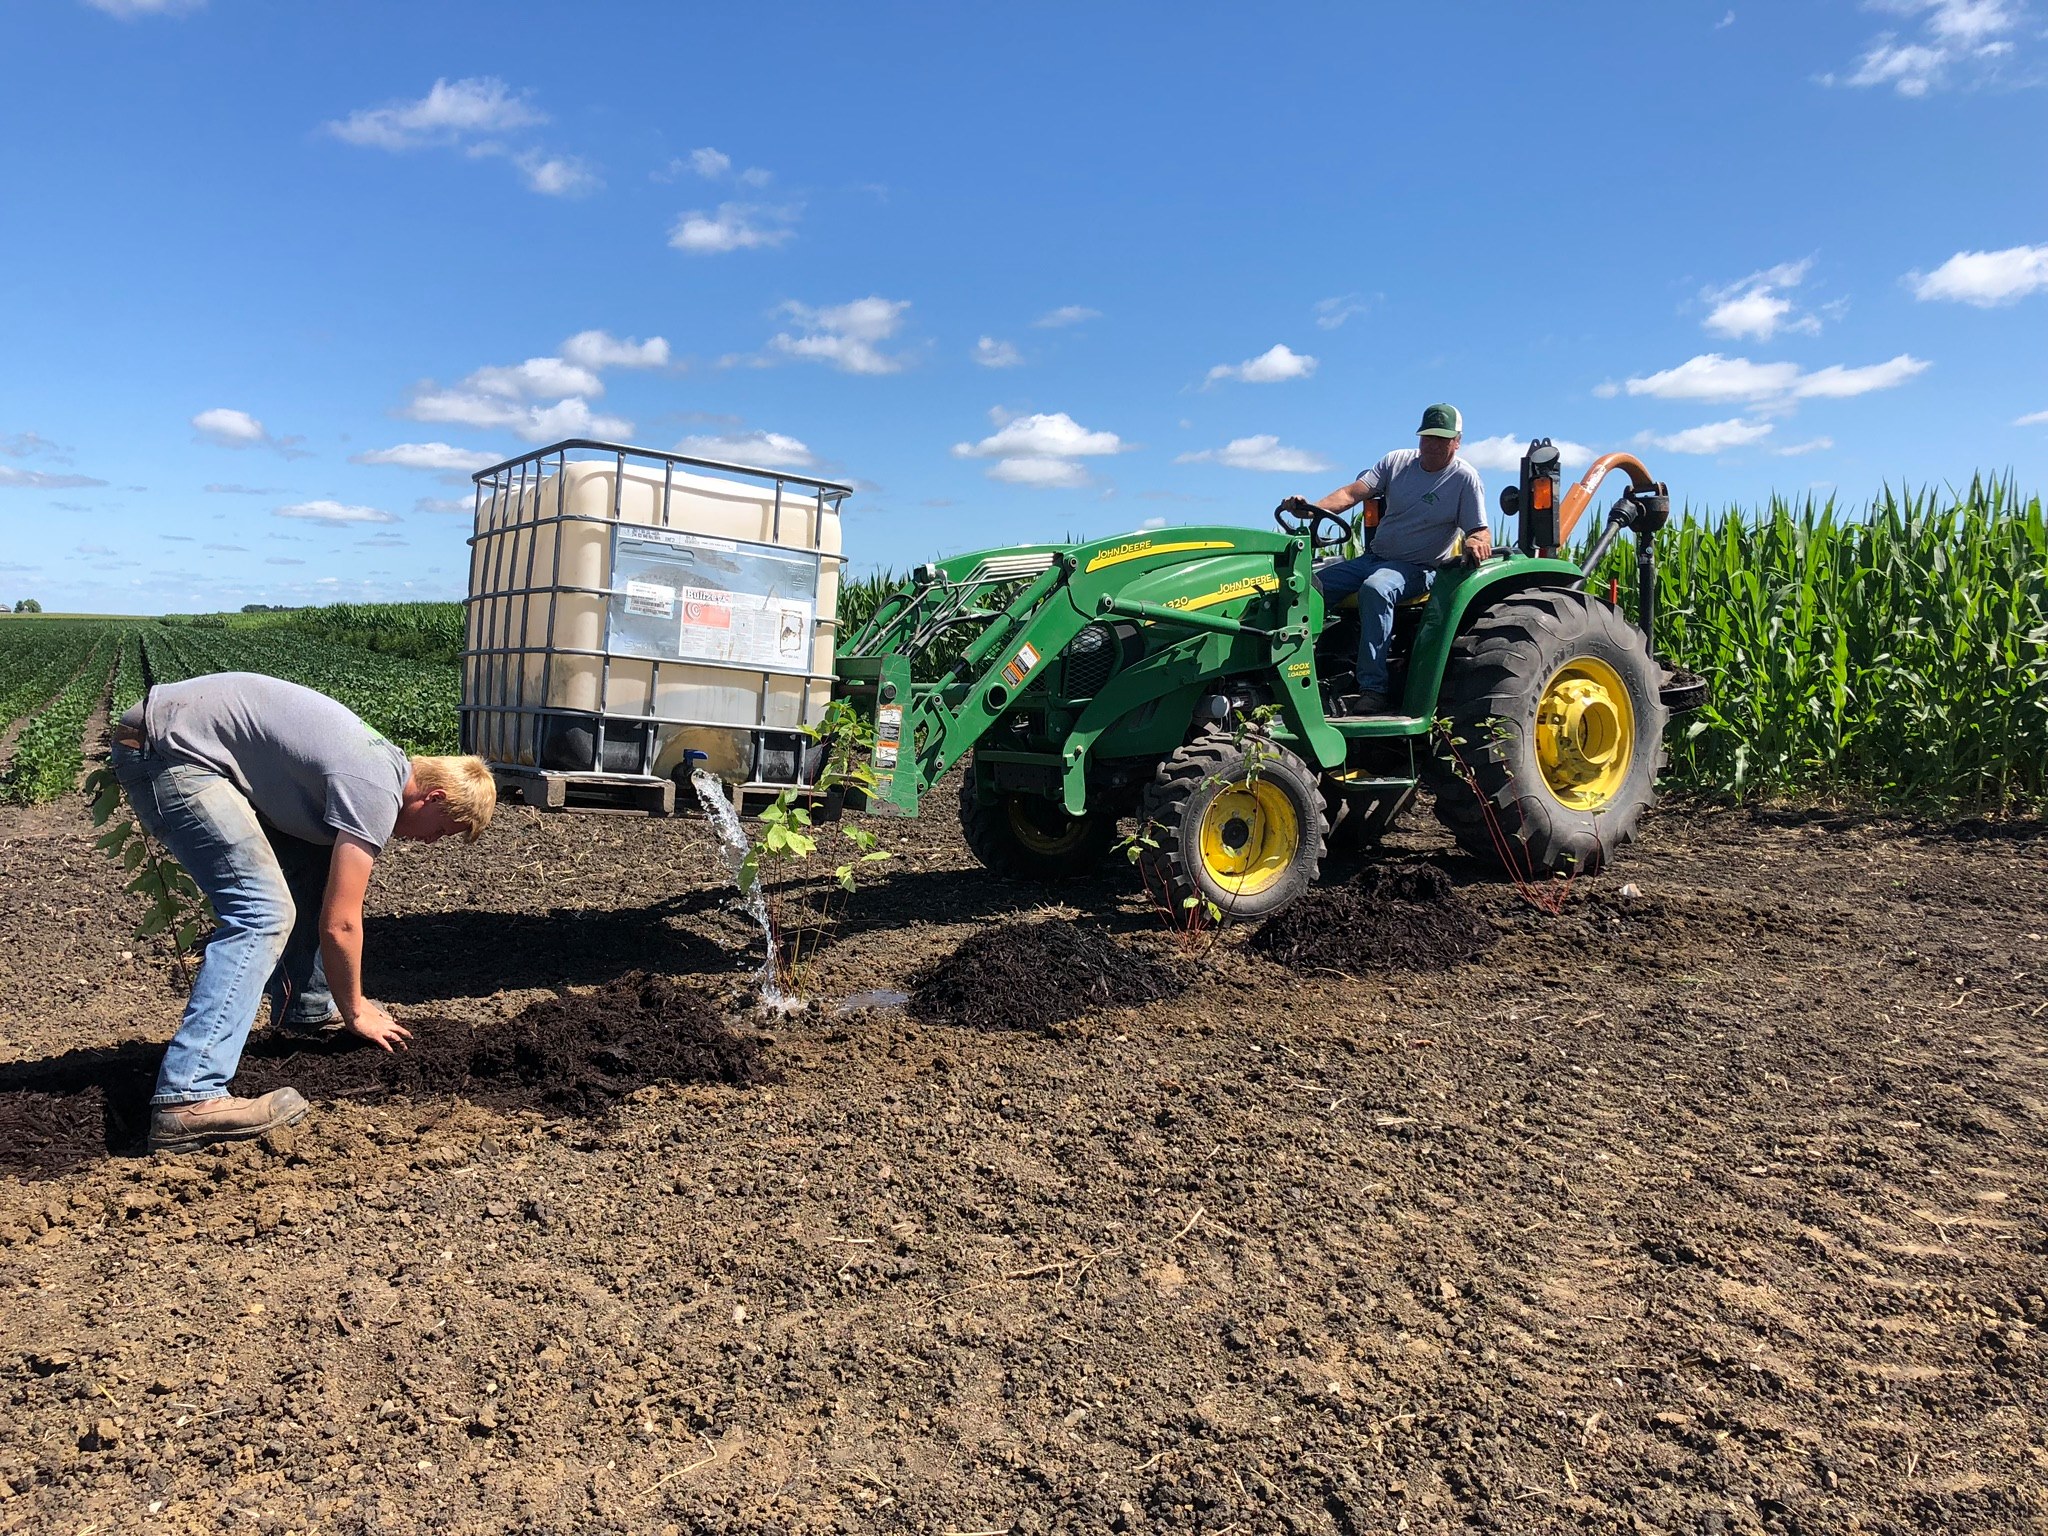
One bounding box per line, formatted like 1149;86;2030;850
461;439;852;809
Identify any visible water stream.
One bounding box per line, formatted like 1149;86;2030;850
690;769;799;1012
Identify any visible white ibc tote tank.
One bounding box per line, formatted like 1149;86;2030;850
462;441;849;794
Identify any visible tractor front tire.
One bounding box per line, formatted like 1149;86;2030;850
1136;730;1327;920
959;769;1119;882
1423;588;1667;877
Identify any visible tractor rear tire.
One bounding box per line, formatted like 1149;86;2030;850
1136;730;1327;920
958;769;1118;882
1423;588;1667;877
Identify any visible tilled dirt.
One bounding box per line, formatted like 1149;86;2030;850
1;786;2045;1535
908;919;1186;1034
1250;862;1492;974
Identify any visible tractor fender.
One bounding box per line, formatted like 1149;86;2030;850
1397;557;1587;718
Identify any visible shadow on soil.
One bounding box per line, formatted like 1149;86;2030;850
363;905;738;1003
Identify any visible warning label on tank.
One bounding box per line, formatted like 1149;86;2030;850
624;580;676;619
606;526;822;676
677;588;812;667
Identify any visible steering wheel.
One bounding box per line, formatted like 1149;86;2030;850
1273;496;1354;553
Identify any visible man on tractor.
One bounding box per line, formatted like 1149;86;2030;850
1303;402;1492;715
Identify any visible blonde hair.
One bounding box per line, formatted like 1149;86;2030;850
409;755;497;844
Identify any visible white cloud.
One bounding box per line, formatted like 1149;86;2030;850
459;356;603;400
2013;409;2048;426
192;407;268;447
1622;351;1927;402
1139;515;1168;530
689;148;732;178
1771;437;1835;456
413;496;474;515
1634;419;1774;455
1716;9;1736;26
274;500;399;526
559;330;669;369
1459;434;1595;472
1700;260;1819;340
1706;289;1795;339
327;77;543;151
1033;305;1101;328
1919;0;2021;44
974;336;1022;368
955;412;1126;461
1792;354;1931;397
1313;294;1369;330
1175;435;1332;474
668;202;798;254
0;466;107;490
516;151;600;197
954;410;1127;489
989;458;1090;488
82;0;202;14
1822;1;2024;95
404;391;630;443
1205;344;1317;386
674;431;816;469
351;443;499;473
769;296;910;375
1909;244;2048;306
1845;39;1951;94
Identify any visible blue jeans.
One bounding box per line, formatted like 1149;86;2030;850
111;741;334;1106
1313;555;1434;697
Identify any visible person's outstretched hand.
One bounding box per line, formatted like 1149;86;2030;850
349;1000;412;1052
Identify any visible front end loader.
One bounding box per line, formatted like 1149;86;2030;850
835;440;1704;918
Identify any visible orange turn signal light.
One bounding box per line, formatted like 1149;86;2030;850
1530;478;1554;511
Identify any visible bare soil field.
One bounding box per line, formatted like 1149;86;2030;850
1;780;2045;1536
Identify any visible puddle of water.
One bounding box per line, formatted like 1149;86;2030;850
690;769;799;1012
835;989;909;1016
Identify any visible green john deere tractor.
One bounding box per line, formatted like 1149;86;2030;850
836;440;1705;918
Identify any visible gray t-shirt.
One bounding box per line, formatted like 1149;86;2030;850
127;673;409;849
1360;449;1487;566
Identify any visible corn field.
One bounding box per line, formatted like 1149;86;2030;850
1592;479;2046;809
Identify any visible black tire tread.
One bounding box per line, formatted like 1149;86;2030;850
1421;589;1669;875
1135;729;1328;919
958;761;1119;881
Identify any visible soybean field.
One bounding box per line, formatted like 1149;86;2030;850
0;609;461;807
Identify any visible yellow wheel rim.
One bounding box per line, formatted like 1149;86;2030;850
1007;798;1091;855
1535;657;1634;811
1197;777;1300;897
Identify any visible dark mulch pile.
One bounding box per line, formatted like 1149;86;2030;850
1250;863;1492;974
239;971;773;1117
0;971;770;1177
907;920;1186;1033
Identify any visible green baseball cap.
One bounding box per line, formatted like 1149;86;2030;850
1417;403;1464;439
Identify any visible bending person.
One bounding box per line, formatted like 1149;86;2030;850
1305;402;1492;715
110;672;495;1151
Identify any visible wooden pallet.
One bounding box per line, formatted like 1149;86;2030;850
491;766;676;815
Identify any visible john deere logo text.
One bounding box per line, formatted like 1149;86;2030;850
1168;574;1279;612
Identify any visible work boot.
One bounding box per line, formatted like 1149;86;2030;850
275;1005;345;1041
148;1088;310;1153
1329;690;1390;718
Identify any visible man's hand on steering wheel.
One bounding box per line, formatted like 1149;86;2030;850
1274;496;1353;552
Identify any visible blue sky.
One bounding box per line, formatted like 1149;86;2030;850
2;0;2045;613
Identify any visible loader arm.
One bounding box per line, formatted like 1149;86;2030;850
835;527;1342;816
